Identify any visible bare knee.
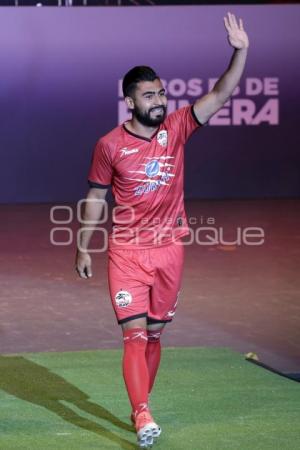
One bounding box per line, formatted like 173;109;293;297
147;323;166;342
121;317;147;331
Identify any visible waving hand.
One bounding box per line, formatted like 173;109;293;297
224;12;249;49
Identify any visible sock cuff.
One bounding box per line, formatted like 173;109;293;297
133;403;150;417
123;328;148;343
147;330;163;342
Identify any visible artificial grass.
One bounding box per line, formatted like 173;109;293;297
0;347;299;450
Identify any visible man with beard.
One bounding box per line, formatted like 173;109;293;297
76;12;249;448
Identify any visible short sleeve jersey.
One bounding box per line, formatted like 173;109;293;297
88;105;201;248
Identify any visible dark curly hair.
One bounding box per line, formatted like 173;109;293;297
122;66;159;98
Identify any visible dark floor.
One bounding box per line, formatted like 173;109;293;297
0;199;299;374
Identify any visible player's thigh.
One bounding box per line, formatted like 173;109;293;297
108;248;152;324
149;242;184;321
147;322;166;332
122;317;147;331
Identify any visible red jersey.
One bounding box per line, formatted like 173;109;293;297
88;105;201;248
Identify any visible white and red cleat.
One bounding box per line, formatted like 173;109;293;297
133;410;161;448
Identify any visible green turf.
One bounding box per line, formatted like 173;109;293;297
0;347;299;450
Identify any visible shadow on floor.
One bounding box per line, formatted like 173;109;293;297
0;355;136;450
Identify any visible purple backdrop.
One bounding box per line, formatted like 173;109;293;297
0;5;299;202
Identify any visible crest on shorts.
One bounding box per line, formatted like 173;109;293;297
157;130;168;147
115;290;132;308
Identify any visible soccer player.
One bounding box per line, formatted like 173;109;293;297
76;12;249;448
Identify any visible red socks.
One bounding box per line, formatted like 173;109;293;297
122;327;163;415
146;330;162;394
122;328;149;415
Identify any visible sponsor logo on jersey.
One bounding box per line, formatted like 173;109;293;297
145;160;160;178
125;156;175;196
120;147;139;157
115;290;132;307
157;130;168;147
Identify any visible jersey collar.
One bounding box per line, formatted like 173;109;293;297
122;123;160;142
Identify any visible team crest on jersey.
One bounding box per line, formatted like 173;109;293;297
115;290;132;308
157;130;168;147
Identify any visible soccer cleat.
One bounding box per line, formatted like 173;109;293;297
135;411;161;448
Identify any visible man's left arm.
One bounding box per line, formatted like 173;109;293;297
193;12;249;125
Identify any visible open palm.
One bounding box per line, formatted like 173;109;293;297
224;12;249;49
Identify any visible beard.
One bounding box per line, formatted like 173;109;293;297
133;105;167;127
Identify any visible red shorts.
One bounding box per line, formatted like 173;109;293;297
108;242;184;325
